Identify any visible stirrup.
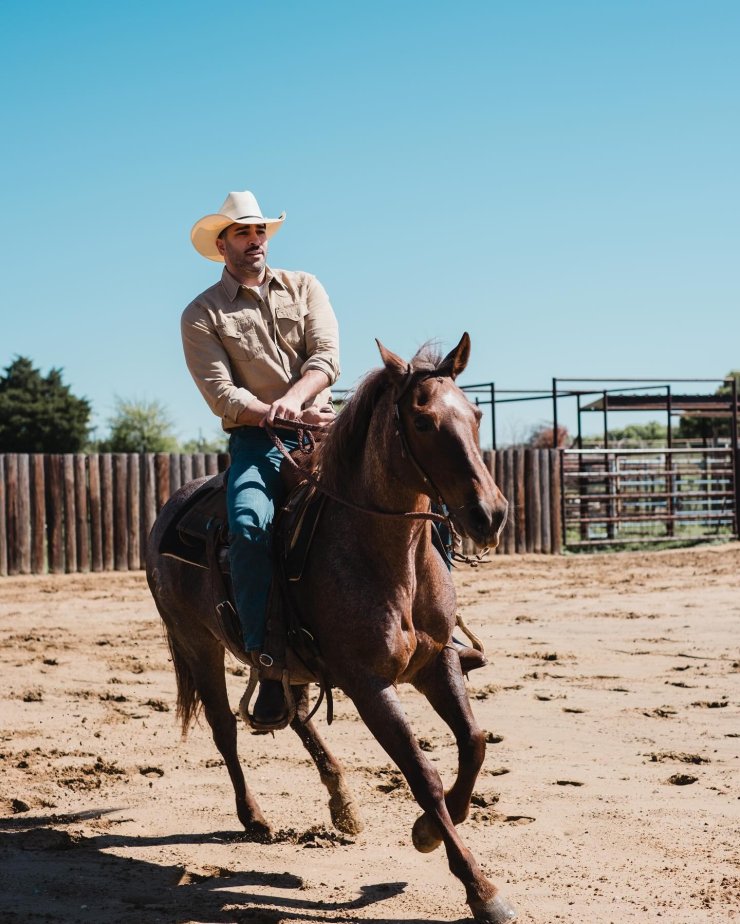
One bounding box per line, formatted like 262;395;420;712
238;668;296;732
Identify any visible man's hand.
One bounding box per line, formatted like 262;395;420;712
300;404;336;426
263;399;335;428
263;393;304;426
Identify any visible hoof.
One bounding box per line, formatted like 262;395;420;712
239;817;273;843
329;793;364;836
411;814;442;853
471;894;517;923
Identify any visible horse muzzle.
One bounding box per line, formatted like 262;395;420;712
457;494;508;549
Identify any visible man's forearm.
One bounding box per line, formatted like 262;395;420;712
281;370;331;407
235;370;331;427
235;399;271;426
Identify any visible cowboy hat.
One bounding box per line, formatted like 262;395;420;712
191;190;285;262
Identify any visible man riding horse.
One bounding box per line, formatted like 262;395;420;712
183;189;339;728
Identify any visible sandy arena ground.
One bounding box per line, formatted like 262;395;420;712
0;543;738;924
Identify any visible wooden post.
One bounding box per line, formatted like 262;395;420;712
0;456;7;576
523;450;534;552
6;455;19;575
533;450;543;553
17;454;32;574
524;450;541;553
63;454;77;572
142;454;157;565
217;452;230;473
113;454;129;571
156;453;171;509
45;455;65;573
205;452;219;476
192;452;206;480
169;453;181;496
539;449;552;553
550;450;563;554
127;454;140;570
30;455;46;574
514;448;526;553
74;454;89;572
100;454;114;571
503;449;516;555
88;454;103;572
494;449;506;554
180;453;193;486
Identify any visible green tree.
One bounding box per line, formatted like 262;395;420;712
677;371;740;442
180;432;228;453
605;421;668;445
99;397;178;452
0;356;91;452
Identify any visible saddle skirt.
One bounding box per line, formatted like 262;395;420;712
159;470;327;666
160;471;325;575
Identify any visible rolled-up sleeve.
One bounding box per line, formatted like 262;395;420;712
181;306;257;425
300;275;340;385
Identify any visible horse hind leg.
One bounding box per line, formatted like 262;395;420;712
168;628;271;841
348;677;516;923
290;685;363;835
411;645;486;854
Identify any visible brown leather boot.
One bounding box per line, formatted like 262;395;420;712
451;636;488;674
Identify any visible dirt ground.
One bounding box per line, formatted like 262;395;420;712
0;543;738;924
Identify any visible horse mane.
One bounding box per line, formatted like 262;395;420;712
316;342;444;490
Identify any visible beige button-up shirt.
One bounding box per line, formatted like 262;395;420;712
181;267;340;430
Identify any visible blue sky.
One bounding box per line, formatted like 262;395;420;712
1;0;738;446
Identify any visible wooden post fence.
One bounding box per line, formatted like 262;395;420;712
0;449;569;574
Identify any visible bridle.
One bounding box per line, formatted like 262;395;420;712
392;366;451;511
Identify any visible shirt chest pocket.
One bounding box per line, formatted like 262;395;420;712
219;314;265;360
274;302;305;350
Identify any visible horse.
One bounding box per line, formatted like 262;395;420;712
145;332;515;923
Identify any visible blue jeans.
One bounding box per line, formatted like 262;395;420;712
227;427;298;652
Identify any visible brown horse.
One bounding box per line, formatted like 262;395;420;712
146;333;515;923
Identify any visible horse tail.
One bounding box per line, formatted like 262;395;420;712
166;631;202;736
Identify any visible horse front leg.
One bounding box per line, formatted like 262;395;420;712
411;644;486;853
347;677;516;924
289;685;364;835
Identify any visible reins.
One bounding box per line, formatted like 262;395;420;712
264;416;449;526
264;370;489;566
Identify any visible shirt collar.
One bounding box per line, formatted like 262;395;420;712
220;266;286;302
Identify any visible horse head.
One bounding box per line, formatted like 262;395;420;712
376;332;509;549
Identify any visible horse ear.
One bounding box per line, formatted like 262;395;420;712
376;338;410;387
438;332;471;380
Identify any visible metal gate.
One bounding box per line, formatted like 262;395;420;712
562;447;738;549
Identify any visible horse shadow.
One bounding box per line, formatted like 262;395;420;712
0;808;469;924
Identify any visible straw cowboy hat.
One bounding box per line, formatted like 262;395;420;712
191;190;285;262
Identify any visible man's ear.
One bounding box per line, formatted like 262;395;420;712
437;332;471;380
376;339;411;391
215;235;226;257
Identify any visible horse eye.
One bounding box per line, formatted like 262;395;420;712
413;415;433;432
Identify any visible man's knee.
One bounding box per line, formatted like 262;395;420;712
229;520;271;549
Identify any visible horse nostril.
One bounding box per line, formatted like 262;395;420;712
469;502;493;534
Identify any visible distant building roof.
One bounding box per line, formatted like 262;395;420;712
581;393;737;417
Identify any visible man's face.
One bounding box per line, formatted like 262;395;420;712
216;223;268;280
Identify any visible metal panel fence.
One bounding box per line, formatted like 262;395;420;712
0;448;566;575
561;447;737;549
